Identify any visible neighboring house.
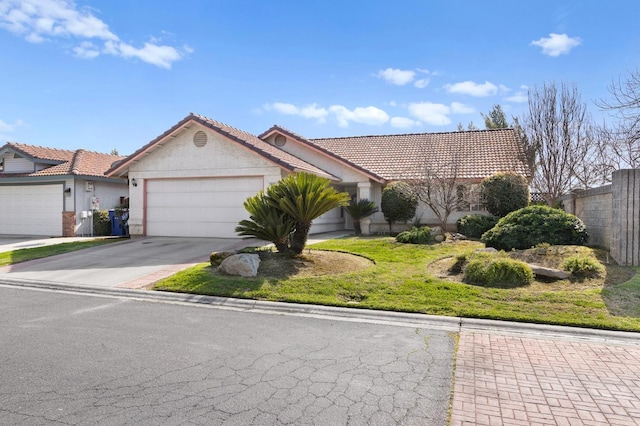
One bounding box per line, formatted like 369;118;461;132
0;143;128;236
106;113;530;238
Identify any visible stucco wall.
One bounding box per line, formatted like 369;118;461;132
262;134;371;183
127;126;283;236
74;179;128;236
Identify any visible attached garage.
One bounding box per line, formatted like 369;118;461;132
0;184;63;236
145;177;263;238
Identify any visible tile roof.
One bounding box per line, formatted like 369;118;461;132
106;113;339;180
0;142;124;178
308;128;531;181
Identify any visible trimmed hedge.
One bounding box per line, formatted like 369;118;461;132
456;214;498;239
481;205;588;251
396;226;432;244
480;172;530;217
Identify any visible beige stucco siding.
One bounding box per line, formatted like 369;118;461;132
262;134;372;183
127;126;283;236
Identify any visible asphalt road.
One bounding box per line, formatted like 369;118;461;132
0;285;456;425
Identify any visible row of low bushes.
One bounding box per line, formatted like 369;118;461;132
451;249;604;288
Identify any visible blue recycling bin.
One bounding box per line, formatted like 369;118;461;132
108;209;128;236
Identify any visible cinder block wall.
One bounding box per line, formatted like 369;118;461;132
611;169;640;266
565;185;612;249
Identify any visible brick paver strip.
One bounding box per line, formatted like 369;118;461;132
451;332;640;425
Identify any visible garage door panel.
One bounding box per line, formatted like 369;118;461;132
0;184;63;236
145;177;263;238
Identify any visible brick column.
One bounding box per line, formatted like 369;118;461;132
62;212;77;237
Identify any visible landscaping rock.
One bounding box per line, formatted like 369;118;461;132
434;234;445;242
448;233;468;241
218;254;261;277
528;264;571;279
476;247;498;253
430;226;444;236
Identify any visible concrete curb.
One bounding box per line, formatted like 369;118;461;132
2;276;639;344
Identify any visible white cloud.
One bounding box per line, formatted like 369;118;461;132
376;68;416;86
531;33;581;57
504;85;529;103
390;116;421;129
0;0;189;68
444;80;499;97
329;105;389;127
408;102;475;126
72;40;98;58
0;118;24;132
264;102;328;123
408;102;452;126
414;78;430;89
450;102;475;114
265;102;389;128
505;92;528;103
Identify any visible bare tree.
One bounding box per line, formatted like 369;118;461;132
411;145;468;230
525;82;594;205
597;69;640;171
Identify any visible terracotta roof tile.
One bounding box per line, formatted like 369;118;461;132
0;142;124;178
309;128;531;181
107;113;339;180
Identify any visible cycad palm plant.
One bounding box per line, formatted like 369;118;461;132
345;198;378;236
267;173;350;254
235;192;295;253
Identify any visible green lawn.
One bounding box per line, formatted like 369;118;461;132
153;237;640;332
0;239;121;266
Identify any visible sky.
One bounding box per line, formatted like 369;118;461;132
0;0;639;155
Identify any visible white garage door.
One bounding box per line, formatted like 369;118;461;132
146;177;263;238
0;184;63;236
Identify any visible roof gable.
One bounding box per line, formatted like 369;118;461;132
259;125;385;183
0;142;124;178
106;113;339;180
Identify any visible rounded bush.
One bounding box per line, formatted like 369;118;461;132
381;181;418;229
481;205;588;251
456;214;498;239
396;226;432;244
463;257;534;287
562;255;605;277
480;172;530;217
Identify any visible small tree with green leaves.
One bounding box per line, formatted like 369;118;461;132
381;181;418;235
480;172;530;217
237;172;350;255
345;199;378;236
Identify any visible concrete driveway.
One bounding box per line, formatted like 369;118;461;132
0;236;258;289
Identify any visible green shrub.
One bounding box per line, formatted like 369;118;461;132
381;181;418;235
480;172;530;217
456;214;499;239
463;256;534;287
481;205;588;251
562;255;605;277
396;226;432;244
210;251;234;267
93;210;111;236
